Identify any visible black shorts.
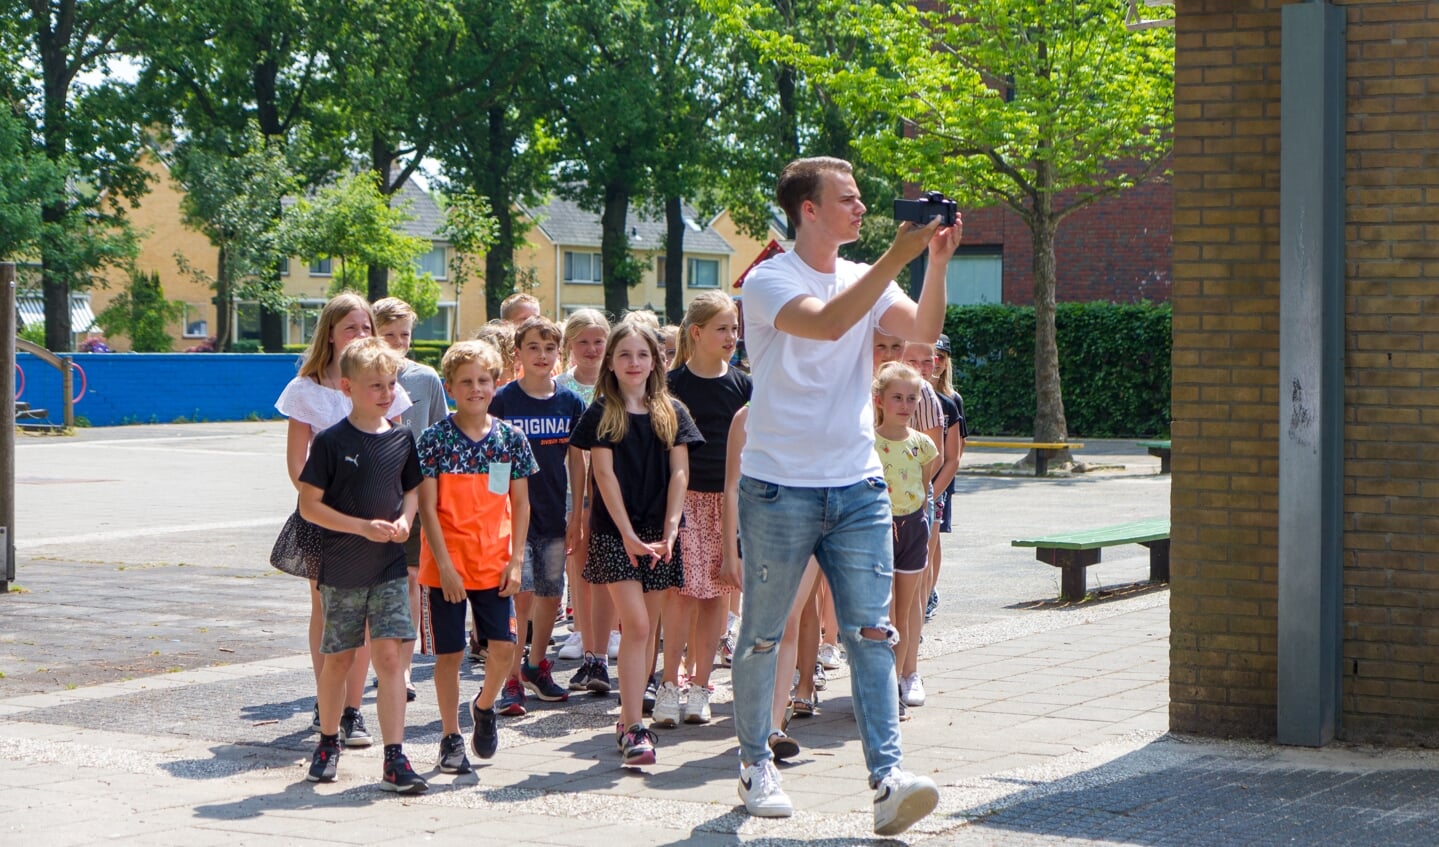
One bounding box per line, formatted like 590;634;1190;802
892;509;931;574
419;585;517;656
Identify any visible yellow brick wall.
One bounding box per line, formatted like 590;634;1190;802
1172;0;1439;744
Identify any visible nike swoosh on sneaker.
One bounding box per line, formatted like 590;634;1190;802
741;776;753;791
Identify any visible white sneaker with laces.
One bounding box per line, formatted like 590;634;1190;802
872;769;939;836
902;672;926;707
557;631;584;661
607;630;621;660
738;759;793;818
818;642;843;670
652;681;683;728
683;683;711;723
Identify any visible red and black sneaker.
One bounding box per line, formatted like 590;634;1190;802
521;658;570;702
380;752;428;795
306;741;340;783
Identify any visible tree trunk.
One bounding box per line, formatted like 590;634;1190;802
600;182;631;318
368;133;394;302
485;207;515;322
482;105;514;322
663;196;685;323
215;245;232;351
38;7;72;352
1030;212;1071;466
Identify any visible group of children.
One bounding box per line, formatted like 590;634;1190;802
275;288;964;793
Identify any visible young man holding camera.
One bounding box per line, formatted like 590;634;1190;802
731;156;961;836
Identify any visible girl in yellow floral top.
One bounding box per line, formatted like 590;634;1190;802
872;362;938;717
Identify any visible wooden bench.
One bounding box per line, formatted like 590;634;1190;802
1012;517;1170;600
1137;439;1171;473
964;440;1085;476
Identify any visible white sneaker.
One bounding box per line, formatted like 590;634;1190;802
607;630;621;659
872;770;939;836
738;759;793;818
818;642;843;670
651;681;682;728
901;672;926;707
557;631;584;661
683;683;711;724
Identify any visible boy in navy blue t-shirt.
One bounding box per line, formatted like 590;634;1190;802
489;316;587;713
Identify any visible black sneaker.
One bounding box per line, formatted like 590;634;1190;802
309;704;321;733
380;753;428;794
925;589;939;622
586;659;612;695
568;655;594;691
470;697;499;759
306;740;340;782
339;706;372;748
438;733;473;774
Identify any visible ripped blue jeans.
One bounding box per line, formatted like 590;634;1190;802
733;474;901;782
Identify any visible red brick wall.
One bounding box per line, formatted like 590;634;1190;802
961;177;1173;304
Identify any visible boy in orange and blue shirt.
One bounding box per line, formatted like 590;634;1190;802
417;340;538;772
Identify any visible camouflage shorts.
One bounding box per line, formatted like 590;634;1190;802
318;576;414;654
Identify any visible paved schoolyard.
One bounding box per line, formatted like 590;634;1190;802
2;424;1435;845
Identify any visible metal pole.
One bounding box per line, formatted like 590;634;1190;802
1277;1;1345;747
1;262;16;592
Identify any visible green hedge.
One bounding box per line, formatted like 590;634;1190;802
281;340;450;370
943;302;1171;438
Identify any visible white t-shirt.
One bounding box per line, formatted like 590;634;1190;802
741;251;905;487
274;374;413;436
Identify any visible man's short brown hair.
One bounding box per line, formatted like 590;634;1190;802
776;156;853;232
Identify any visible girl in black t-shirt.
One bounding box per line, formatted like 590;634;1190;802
570;320;703;767
658;292;751;729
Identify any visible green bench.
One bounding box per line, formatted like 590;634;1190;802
1012;517;1171;600
964;439;1085;476
1137;439;1171;473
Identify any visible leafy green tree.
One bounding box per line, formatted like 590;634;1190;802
437;188;500;308
128;0;349;350
280;171;429;295
433;0;556;320
545;1;665;317
0;102;61;261
6;0;150;351
96;270;184;352
170;126;299;350
324;0;466;301
724;0;1174;452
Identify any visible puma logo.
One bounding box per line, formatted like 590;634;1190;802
344;454;360;467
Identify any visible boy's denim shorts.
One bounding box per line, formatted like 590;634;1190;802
318;575;413;654
521;536;567;599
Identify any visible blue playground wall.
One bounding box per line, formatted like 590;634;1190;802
14;353;303;427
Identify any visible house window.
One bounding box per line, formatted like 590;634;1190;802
656;256;667;288
279;257;289;276
288;299;325;344
687;258;719;289
412;303;455;342
564;251;602;285
945;249;1003;305
415;246;447;279
182;304;209;338
235;302;263;342
309;258;332;276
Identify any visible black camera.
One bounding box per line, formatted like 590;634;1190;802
893;191;957;227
